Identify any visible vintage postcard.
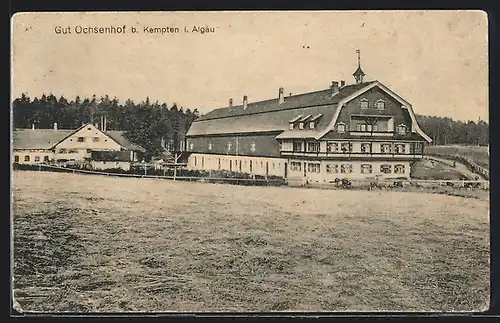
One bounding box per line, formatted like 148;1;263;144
11;11;490;313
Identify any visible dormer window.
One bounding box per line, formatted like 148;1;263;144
309;122;315;129
376;99;385;110
360;98;369;109
289;115;303;131
397;124;407;135
337;122;346;133
308;114;323;130
299;122;304;130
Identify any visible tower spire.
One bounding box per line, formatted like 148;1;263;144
353;49;365;84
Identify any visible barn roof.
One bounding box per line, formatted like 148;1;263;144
187;81;376;137
12;125;145;152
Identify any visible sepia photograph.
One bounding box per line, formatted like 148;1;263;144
10;11;489;313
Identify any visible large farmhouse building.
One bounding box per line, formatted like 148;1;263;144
12;122;145;167
185;57;432;184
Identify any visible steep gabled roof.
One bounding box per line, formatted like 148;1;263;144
12;129;74;150
187;81;377;136
12;124;146;152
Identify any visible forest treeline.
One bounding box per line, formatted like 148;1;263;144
12;94;489;155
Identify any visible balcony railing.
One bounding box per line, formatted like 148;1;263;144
280;150;423;159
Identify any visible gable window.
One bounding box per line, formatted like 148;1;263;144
293;141;302;152
309;122;315;129
380;164;392;174
93;137;100;142
395;144;406;154
361;143;372;154
307;163;321;173
299;122;304;130
307;141;320;153
77;137;85;142
360;99;369;109
376;100;385;110
340;142;352;153
250;142;256;152
361;164;372;174
190;143;194;150
337;123;346;133
341;164;353;173
380;143;392;153
208;142;213;151
289;123;294;130
326;142;339;153
24;156;30;162
395;164;405;174
397;124;407;135
326;164;339;173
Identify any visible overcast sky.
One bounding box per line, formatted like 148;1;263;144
11;11;488;121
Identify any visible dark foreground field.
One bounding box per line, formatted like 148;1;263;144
12;171;490;312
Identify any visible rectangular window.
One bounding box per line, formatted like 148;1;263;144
77;137;85;142
289;123;294;130
337;123;345;133
367;124;372;132
307;163;320;173
307;141;320;152
24;156;30;162
395;144;406;154
395;164;405;174
14;155;19;163
356;123;361;131
380;144;391;153
93;137;100;142
380;164;392;174
293;141;302;152
361;143;372;153
290;161;302;172
340;164;353;173
376;101;385;110
326;142;339;153
360;100;369;109
340;142;352;153
194;157;197;166
299;123;304;130
309;122;315;129
326;164;339;173
372;124;378;132
34;156;40;162
361;164;372;174
202;157;205;168
360;124;366;132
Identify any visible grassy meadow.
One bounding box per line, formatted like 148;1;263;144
12;171;490;312
424;145;489;169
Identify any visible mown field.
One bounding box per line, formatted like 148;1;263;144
424;145;489;169
12;171;490;312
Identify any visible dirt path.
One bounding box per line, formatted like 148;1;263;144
426;156;484;180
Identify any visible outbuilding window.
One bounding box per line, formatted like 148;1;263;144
340;164;353;173
361;164;372;174
326;164;339;173
380;164;392;174
395;164;405;174
14;156;19;163
34;156;40;162
24;156;30;162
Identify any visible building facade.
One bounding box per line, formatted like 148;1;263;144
13;123;145;168
185;64;432;184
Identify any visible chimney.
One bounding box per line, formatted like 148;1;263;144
103;115;107;132
340;80;345;87
31;123;35;130
278;87;284;104
53;122;58;130
229;98;233;109
243;95;248;110
331;81;339;95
